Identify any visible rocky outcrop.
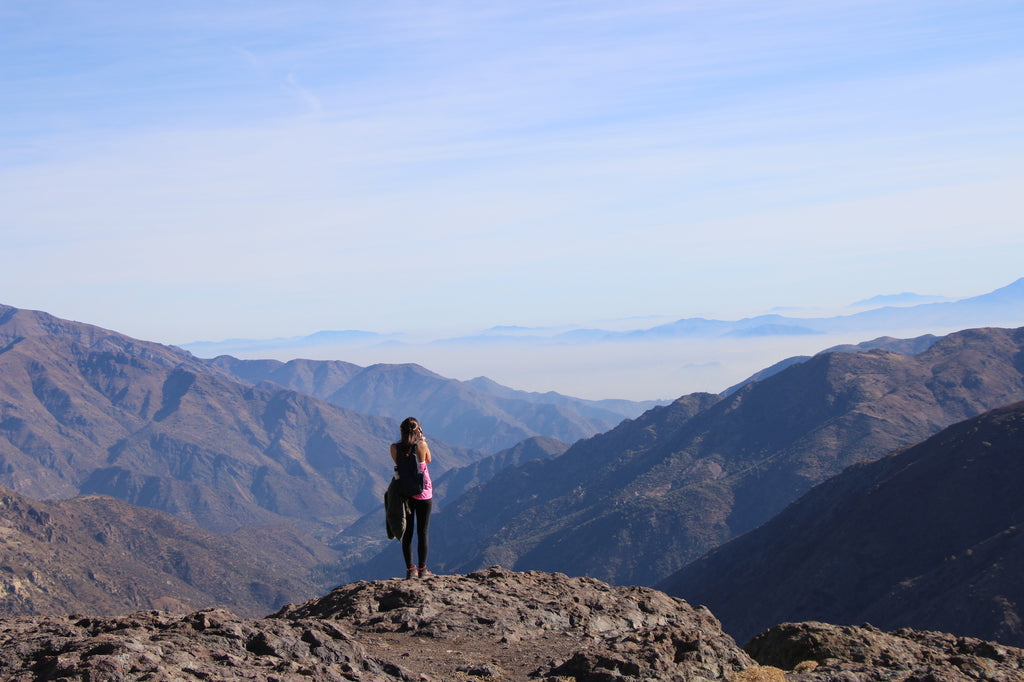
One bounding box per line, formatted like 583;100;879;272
2;568;1021;681
746;621;1024;681
0;568;758;681
0;608;393;682
276;566;754;680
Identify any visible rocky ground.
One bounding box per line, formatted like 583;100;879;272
0;567;1021;681
747;621;1024;682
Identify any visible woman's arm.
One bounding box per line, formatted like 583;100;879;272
390;443;398;465
416;438;432;464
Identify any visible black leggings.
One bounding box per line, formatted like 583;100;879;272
402;497;432;568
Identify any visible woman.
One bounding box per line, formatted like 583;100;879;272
390;417;433;578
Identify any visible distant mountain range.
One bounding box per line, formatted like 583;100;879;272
593;277;1023;342
181;278;1023;351
183;329;402;356
659;400;1024;648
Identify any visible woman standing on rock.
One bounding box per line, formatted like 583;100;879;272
391;417;433;578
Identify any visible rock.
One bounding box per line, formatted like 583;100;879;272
0;608;403;681
0;568;753;681
746;621;1024;681
2;570;1021;681
276;566;754;680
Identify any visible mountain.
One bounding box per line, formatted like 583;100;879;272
657;401;1024;648
0;303;479;539
431;434;570;503
207;356;364;399
0;487;339;617
850;291;951;307
463;375;664;420
818;333;941;355
182;329;398;356
209;356;654;452
435;278;1024;345
392;327;1024;587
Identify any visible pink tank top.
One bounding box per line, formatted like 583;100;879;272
413;460;432;500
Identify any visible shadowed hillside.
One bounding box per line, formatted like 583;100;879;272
0;488;340;617
659;401;1024;648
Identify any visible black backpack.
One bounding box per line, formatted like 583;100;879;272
395;442;425;498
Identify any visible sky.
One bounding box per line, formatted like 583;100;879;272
2;1;1024;399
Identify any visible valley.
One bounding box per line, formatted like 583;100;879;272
1;299;1022;663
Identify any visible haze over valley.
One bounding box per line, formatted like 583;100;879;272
182;277;1024;402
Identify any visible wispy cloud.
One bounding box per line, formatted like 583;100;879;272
285;72;323;115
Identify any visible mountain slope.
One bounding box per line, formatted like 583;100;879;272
408;327;1024;586
463;375;662;420
0;487;340;617
210;356;644;452
431;435;570;504
659;401;1024;648
206;356;364;400
0;304;478;538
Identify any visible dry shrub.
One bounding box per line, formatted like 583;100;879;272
732;666;788;682
793;660;819;673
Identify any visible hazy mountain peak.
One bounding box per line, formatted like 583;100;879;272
849;291;950;307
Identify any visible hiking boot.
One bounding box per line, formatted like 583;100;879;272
405;567;416;580
418;566;432;579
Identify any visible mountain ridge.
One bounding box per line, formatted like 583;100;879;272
210;355;653;452
178;278;1024;354
633;277;1024;341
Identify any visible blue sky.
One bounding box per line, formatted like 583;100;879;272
3;2;1023;366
